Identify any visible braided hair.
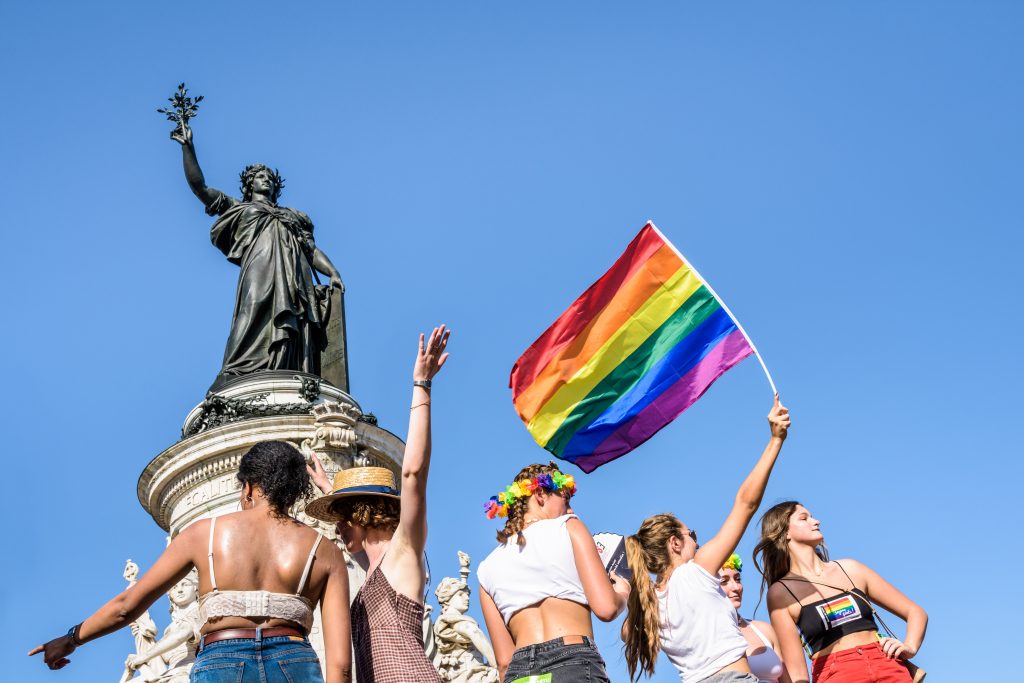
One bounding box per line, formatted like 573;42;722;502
495;461;571;547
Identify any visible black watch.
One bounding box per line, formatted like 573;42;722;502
67;623;83;647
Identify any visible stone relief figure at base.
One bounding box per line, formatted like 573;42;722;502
119;563;201;683
118;561;166;683
169;115;344;390
432;552;498;683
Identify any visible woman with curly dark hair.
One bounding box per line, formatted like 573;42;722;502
305;325;450;683
476;460;630;682
30;440;352;683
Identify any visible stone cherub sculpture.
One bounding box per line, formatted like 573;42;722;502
432;552;498;683
120;562;201;683
163;84;344;388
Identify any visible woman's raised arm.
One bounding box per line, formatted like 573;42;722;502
394;325;450;556
695;396;790;575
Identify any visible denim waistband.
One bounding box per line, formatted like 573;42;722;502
510;636;595;660
199;632;311;653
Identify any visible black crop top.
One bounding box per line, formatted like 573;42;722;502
780;562;879;654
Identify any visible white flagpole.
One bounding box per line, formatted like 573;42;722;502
647;220;778;396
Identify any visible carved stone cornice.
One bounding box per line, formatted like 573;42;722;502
300;401;362;455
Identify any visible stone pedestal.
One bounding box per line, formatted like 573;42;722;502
135;371;404;678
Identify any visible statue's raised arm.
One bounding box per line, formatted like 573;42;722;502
158;84;347;390
158;83;223;210
170;124;223;209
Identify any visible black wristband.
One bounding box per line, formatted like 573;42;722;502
68;623;84;647
413;379;432;389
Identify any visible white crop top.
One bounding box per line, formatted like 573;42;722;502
476;514;587;624
657;561;749;682
746;621;783;683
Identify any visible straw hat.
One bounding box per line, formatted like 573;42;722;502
304;466;400;522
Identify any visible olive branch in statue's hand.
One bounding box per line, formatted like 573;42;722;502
158;82;203;144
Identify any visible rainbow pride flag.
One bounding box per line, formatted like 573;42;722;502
509;222;758;472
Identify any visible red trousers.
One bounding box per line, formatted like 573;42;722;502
812;642;913;683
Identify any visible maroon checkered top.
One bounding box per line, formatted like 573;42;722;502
351;565;442;683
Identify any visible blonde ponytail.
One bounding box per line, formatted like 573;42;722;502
623;513;682;681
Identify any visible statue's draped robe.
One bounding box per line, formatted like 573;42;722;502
206;193;326;381
433;613;495;681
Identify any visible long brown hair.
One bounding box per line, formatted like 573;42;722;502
495;461;570;547
752;500;829;612
623;513;682;681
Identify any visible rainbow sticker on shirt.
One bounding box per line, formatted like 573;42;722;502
816;594;862;629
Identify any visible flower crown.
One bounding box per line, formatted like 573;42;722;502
721;553;743;572
483;472;577;519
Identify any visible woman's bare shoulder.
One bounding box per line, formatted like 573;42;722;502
750;618;778;638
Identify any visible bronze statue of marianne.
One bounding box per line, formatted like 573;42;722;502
169;122;344;389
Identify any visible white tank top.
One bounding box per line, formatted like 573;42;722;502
476;513;587;624
656;561;749;682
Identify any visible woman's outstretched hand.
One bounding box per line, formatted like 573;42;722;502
413;325;451;382
768;394;790;441
28;634;75;670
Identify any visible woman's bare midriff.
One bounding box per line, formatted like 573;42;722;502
711;656;752;676
200;616;307;636
508;597;593;647
810;630;880;659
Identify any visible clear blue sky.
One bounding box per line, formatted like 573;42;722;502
3;2;1020;681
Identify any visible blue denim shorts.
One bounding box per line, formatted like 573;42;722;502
190;632;324;683
503;636;610;683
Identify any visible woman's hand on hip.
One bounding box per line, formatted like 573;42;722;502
879;636;914;660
